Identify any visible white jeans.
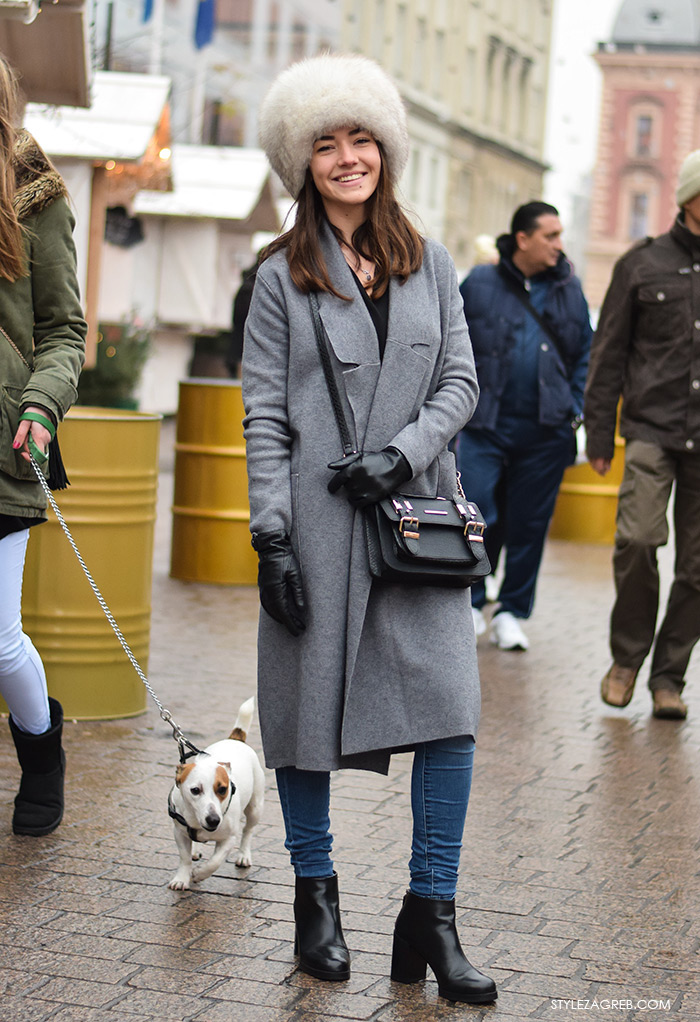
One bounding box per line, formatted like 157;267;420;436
0;530;50;734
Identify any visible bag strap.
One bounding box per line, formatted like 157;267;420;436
308;292;357;458
0;325;32;372
502;273;573;377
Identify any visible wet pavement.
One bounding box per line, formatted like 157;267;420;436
1;418;699;1021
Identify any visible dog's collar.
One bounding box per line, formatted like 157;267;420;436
167;783;236;844
178;737;205;764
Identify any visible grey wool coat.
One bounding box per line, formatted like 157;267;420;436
242;222;481;773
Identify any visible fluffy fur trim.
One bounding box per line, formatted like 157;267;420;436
12;129;67;221
258;53;409;198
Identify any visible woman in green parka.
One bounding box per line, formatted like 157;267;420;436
0;55;86;835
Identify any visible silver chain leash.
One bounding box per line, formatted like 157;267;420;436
30;455;196;752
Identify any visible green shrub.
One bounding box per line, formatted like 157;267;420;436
77;320;150;409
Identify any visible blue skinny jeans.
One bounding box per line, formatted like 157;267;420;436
275;734;475;899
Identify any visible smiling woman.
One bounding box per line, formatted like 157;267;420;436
241;51;497;1006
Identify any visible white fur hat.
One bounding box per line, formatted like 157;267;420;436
258;53;409;198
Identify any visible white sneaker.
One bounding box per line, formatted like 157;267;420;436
472;607;487;637
489;611;529;651
485;575;500;603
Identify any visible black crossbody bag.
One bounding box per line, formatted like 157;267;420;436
308;292;490;588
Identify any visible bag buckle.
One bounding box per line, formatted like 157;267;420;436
464;520;485;541
456;501;486;541
399;515;420;540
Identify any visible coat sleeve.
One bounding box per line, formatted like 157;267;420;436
21;199;87;422
242;270;295;537
584;255;635;461
570;285;593;418
389;251;479;477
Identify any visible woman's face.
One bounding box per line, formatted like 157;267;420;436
309;127;381;216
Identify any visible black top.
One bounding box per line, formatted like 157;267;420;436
0;514;44;540
352;271;389;359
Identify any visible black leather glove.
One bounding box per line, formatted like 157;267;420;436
327;447;411;508
251;532;306;636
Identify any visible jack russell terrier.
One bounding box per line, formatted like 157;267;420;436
167;697;265;890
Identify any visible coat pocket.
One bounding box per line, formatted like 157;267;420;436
637;282;687;339
0;385;48;482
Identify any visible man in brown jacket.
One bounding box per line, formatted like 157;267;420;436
584;149;700;720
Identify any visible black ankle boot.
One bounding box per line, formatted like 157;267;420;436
391;890;497;1004
294;873;350;981
9;697;65;836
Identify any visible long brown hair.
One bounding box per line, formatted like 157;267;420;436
263;144;423;300
0;55;26;281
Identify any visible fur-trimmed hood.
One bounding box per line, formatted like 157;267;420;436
258;53;409;198
12;128;67;222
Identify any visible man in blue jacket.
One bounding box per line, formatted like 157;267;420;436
458;201;592;650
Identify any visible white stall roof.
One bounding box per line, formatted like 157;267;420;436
134;145;271;221
23;71;171;161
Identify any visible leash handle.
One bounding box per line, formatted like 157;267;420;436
29;454;200;752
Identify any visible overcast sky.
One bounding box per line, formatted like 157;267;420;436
544;1;620;222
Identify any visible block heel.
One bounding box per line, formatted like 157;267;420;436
391;891;497;1004
391;930;428;983
293;874;350;981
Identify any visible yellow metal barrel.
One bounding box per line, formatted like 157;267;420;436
170;379;257;585
549;436;625;545
13;407;161;720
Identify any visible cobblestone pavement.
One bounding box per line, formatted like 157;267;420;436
1;421;699;1021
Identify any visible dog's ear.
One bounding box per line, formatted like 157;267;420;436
175;763;195;786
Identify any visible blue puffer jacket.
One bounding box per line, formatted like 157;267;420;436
460;237;592;431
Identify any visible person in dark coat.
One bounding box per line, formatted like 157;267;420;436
242;53;497;1005
457;202;592;651
0;56;86;836
225;256;259;377
585;149;700;721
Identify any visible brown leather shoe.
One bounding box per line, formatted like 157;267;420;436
652;690;688;720
600;663;638;707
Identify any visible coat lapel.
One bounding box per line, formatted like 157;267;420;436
363;268;438;452
316;224;381;448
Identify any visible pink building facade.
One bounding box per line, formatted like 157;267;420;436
585;0;700;308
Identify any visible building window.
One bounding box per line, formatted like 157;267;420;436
409;148;421;204
428;155;439;209
394;4;407;78
483;37;498;123
372;0;385;62
414;18;427;89
630;192;649;239
636;115;653;157
433;29;445;98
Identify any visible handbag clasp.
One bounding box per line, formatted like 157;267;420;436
399;515;420;540
464;521;485;542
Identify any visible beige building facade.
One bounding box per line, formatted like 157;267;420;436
342;0;554;271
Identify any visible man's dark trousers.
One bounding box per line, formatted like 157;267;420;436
457;415;574;617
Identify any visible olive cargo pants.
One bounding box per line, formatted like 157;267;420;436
611;439;700;693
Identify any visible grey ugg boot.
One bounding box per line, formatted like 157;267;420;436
9;697;65;836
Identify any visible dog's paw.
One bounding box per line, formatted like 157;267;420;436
235;851;253;868
168;873;191;891
191;849;203;862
